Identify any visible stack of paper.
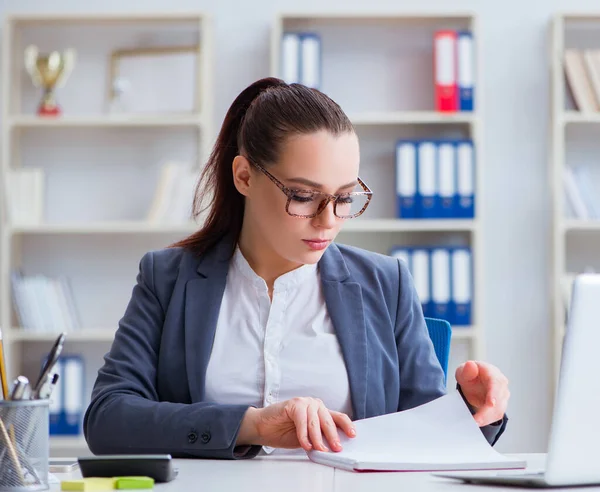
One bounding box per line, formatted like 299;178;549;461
307;392;526;472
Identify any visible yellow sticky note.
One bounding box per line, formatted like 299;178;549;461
115;476;154;489
61;477;117;491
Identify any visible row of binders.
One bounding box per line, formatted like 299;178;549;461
147;161;198;224
396;139;475;219
48;355;85;435
563;166;599;219
280;32;321;89
434;30;475;112
11;272;81;332
391;246;472;326
564;49;600;112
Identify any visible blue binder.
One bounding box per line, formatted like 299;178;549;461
456;140;475;218
451;247;472;326
431;248;452;322
411;247;432;317
395;140;418;218
457;31;475;111
62;355;85;435
390;247;411;271
299;33;321;89
437;140;457;219
417;141;437;219
48;359;63;435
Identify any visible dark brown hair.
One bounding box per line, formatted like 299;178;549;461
171;77;354;257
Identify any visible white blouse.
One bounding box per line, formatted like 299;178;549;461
204;247;353;454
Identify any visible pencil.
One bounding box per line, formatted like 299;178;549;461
0;328;8;400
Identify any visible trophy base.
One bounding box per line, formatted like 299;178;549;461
37;104;61;117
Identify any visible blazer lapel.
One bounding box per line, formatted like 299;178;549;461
320;244;368;420
184;237;233;403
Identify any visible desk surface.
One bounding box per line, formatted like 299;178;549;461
49;453;586;492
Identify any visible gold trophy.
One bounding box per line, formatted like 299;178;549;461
24;45;75;116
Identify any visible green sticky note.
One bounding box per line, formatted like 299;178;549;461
61;477;117;491
115;476;155;490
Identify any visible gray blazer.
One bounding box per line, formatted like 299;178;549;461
84;236;507;459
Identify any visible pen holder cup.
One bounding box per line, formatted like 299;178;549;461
0;399;49;492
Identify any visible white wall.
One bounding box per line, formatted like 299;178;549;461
2;0;592;454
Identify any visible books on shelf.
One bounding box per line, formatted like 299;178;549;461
396;139;474;219
434;30;475;112
391;246;472;326
11;272;81;333
280;32;321;89
4;168;45;225
563;165;600;219
564;49;600;112
147;161;198;224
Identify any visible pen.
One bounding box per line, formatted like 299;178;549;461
36;373;58;400
9;376;30;401
31;332;66;400
0;329;9;400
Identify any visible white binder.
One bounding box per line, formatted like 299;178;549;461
281;33;301;84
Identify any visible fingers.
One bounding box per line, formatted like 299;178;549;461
318;405;343;452
330;411;356;438
307;402;328;452
473;379;510;427
456;360;479;385
292;402;312;451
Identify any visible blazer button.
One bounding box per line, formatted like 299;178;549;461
187;432;198;444
200;432;211;444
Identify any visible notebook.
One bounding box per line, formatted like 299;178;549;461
307;391;526;472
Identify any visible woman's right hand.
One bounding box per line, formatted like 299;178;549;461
237;397;356;452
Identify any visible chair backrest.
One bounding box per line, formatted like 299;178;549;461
424;317;452;384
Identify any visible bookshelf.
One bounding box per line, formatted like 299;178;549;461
271;12;485;379
1;12;213;457
550;14;600;390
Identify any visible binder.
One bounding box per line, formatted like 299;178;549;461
63;355;84;435
390;247;411;271
457;31;475;111
456;140;475;218
281;33;301;84
437;141;456;218
417;141;437;219
434;31;458;112
451;248;472;326
395;140;418;218
49;359;63;435
300;33;321;89
412;248;432;318
431;248;452;322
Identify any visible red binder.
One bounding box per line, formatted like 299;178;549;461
434;30;458;112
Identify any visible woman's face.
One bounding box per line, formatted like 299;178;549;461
239;130;361;266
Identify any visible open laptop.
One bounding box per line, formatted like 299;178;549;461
437;273;600;488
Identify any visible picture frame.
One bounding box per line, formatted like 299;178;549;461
107;45;199;114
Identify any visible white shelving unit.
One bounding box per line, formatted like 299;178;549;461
271;12;485;372
550;14;600;390
1;12;213;457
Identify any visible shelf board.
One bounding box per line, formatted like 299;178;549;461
561;111;600;124
11;219;476;235
349;111;476;126
279;12;475;22
452;327;478;340
340;219;477;232
563;219;600;232
9;221;200;235
9;114;203;129
7;329;116;342
50;436;88;450
9;12;206;24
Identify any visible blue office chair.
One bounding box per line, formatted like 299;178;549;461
424;317;452;385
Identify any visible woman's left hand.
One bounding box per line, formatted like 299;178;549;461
455;361;510;427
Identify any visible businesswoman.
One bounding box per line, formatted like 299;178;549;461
84;77;510;459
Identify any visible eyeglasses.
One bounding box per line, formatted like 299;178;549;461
248;158;373;219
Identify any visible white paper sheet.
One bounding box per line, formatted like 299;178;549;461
307;391;526;472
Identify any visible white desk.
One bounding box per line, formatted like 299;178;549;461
46;453;583;492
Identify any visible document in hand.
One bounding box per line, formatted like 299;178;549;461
307;391;526;472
